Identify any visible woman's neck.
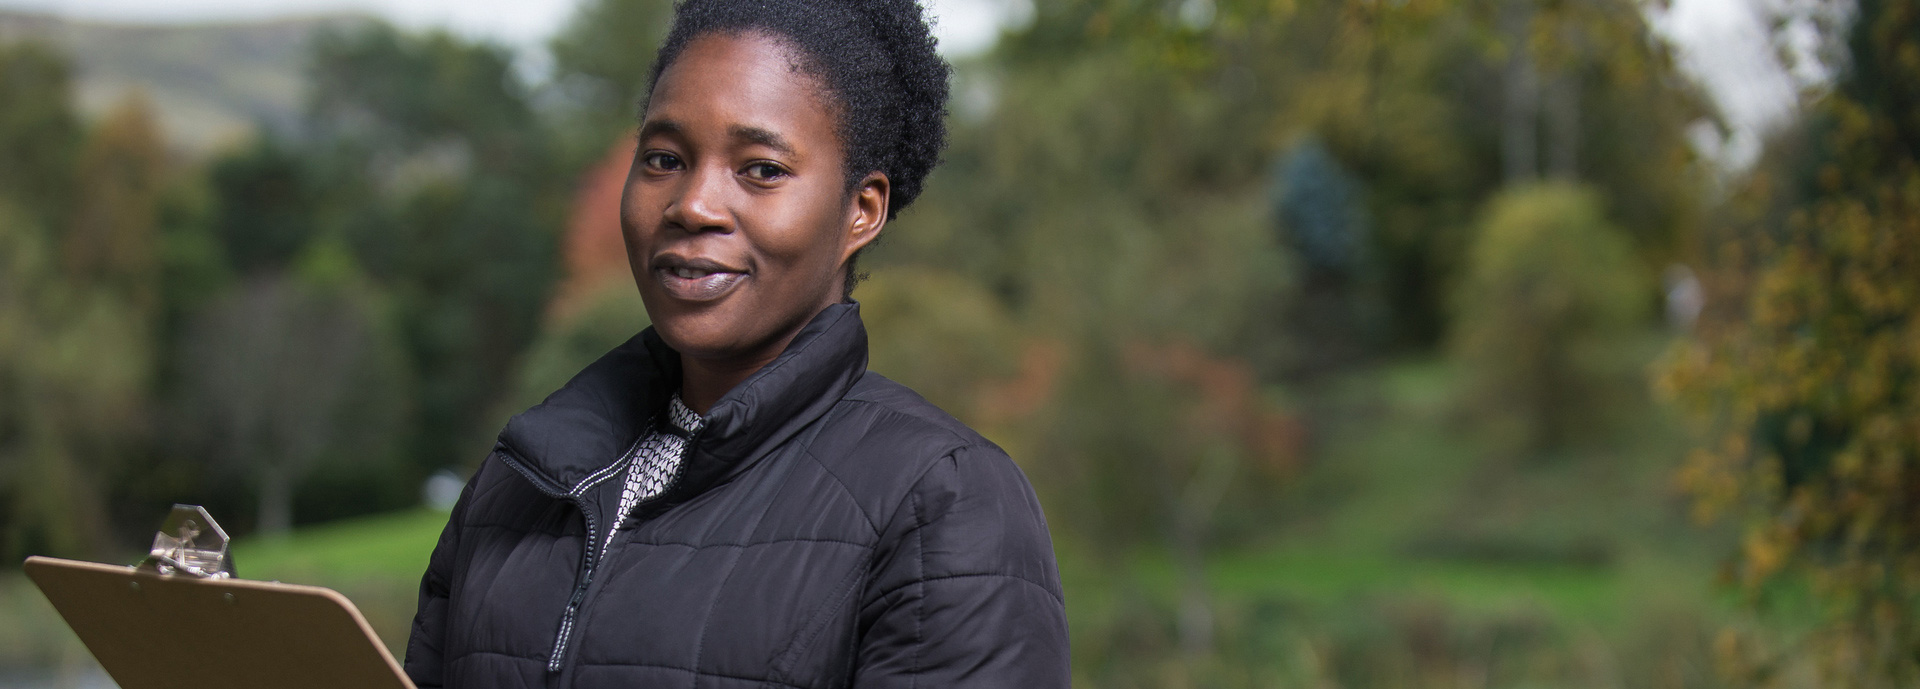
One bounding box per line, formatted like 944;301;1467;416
678;351;778;415
677;299;840;414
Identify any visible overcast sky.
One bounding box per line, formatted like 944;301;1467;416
0;0;1011;54
0;0;1801;167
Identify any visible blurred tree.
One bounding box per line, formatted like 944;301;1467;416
0;202;149;560
547;0;675;161
1661;0;1920;682
68;95;170;314
1273;137;1370;278
0;51;169;559
858;267;1021;419
304;22;562;475
872;0;1710;672
1249;0;1707;348
1270;135;1386;376
881;6;1305;664
1450;184;1644;455
136;22;563;530
206;137;323;277
0;41;81;227
384;176;556;472
1061;340;1304;659
307;26;545;172
972;0;1706;354
505;275;649;417
172;242;411;536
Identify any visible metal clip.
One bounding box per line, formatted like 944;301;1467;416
136;504;236;579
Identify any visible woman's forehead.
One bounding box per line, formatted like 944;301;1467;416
642;32;837;152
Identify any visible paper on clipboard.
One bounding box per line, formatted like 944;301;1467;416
23;556;417;689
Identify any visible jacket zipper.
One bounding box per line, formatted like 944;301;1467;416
492;441;637;674
547;436;698;678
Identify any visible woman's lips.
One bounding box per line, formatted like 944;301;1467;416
656;265;747;301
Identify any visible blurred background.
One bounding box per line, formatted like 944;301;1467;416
2;0;1917;685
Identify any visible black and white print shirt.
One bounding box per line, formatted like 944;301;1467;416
604;394;705;553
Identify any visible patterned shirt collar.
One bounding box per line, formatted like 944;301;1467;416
665;394;705;435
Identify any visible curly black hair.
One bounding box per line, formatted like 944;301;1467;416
646;0;951;295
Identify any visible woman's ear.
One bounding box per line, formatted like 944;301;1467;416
843;172;890;262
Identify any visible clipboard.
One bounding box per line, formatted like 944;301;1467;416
24;539;417;689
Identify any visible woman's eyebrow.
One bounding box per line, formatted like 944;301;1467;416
729;125;796;157
638;119;684;142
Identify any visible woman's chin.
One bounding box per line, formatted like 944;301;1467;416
652;314;763;362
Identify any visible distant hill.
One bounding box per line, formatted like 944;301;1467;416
0;10;373;155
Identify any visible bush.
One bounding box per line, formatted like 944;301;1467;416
1449;184;1645;454
857;267;1021;422
505;274;650;419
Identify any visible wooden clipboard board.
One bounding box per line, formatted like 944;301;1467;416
23;555;417;689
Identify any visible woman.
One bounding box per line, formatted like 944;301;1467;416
402;0;1070;686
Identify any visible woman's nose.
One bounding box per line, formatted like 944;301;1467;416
664;163;733;234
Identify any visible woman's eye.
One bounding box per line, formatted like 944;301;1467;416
644;152;682;171
743;162;788;181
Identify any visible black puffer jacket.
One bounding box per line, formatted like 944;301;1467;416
404;303;1069;688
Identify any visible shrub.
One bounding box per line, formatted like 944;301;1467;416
1449;184;1645;454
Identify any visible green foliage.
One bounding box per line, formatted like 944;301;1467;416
506;275;650;416
0;49;171;560
384;176;557;471
170;241;412;535
548;0;673;106
68;96;169;312
0;200;151;560
0;41;81;226
1660;0;1920;682
300;22;563;474
547;0;675;160
892;41;1302;545
112;20;569;535
859;267;1020;420
1451;184;1644;454
207;137;322;275
872;0;1707;667
0;0;1765;684
977;0;1706;359
307;25;543;167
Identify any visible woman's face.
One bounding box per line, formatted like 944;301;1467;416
622;31;886;367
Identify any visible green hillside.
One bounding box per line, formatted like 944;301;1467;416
0;11;372;154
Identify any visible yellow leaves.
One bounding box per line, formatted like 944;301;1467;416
1662;4;1920;680
1676;447;1739;524
68;93;168;292
1710;626;1751;681
1741;524;1790;586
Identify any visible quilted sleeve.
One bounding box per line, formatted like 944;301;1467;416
853;443;1071;688
403;467;474;688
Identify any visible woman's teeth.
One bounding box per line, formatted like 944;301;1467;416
672;267;710;279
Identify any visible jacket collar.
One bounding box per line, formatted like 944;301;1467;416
495;302;868;500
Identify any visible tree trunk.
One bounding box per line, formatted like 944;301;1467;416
1547;74;1580;180
1502;4;1541;183
258;464;292;538
1172;523;1214;659
1171;447;1239;660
